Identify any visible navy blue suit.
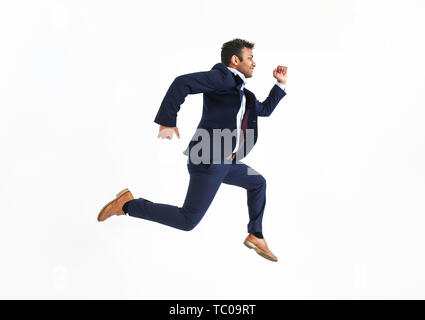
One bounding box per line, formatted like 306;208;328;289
126;63;286;233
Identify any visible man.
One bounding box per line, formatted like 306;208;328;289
97;38;288;262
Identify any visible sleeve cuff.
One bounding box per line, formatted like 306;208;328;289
276;81;286;91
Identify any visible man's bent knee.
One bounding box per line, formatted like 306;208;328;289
255;176;266;189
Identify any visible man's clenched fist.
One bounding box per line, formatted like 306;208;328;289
273;65;288;84
158;125;180;140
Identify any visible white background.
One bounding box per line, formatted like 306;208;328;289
0;0;424;299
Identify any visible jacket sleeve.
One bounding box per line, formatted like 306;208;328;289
154;69;229;127
255;84;287;117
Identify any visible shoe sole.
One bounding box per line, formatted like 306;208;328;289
244;240;278;262
116;188;130;198
97;188;130;222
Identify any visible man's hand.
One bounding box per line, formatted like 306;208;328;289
158;125;180;140
273;65;288;84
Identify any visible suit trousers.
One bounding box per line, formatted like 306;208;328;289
126;160;267;233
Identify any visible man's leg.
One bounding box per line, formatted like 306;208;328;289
125;163;229;231
222;162;278;262
222;162;267;234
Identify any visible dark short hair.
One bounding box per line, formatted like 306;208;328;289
221;38;255;66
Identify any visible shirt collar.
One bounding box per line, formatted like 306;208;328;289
227;67;246;87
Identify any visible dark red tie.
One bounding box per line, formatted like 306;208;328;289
230;85;253;160
241;108;250;134
231;106;250;159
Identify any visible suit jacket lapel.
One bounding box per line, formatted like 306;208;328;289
231;73;244;91
243;88;254;110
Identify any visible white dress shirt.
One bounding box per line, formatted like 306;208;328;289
226;67;286;153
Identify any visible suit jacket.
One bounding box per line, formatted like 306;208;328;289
154;62;286;162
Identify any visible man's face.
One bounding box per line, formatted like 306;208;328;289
233;47;256;78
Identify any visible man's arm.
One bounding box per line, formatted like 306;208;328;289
255;85;286;117
255;66;288;117
154;69;229;128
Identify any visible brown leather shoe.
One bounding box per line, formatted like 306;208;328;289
97;188;134;222
243;234;278;262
